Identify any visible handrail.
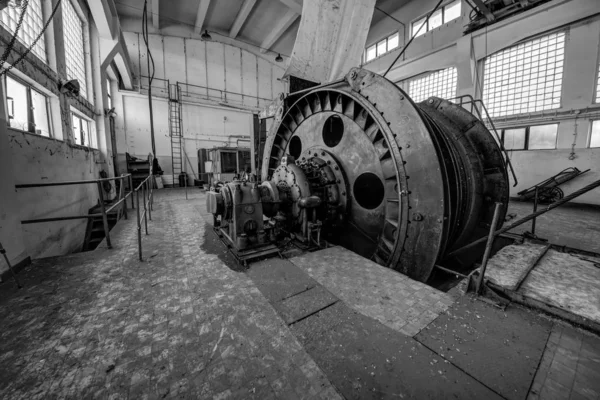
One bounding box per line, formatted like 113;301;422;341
15;174;134;249
134;154;155;261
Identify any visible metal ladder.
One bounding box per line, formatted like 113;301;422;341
168;83;183;186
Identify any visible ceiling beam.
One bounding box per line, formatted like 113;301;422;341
229;0;257;38
260;9;298;53
152;0;159;29
195;0;212;34
278;0;302;14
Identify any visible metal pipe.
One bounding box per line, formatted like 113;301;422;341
476;202;503;294
21;214;102;224
447;179;600;258
185;173;188;200
147;180;152;221
106;197;127;213
434;265;468;278
129;175;135;209
142;183;148;235
15;174;131;188
532;186;539;235
136;188;142;261
97;181;112;249
0;241;22;288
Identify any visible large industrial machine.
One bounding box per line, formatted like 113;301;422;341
207;68;509;282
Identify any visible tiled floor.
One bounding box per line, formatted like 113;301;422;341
290;247;454;336
0;190;340;399
1;188;599;400
528;324;600;400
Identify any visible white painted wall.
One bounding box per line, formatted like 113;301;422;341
115;34;284;180
363;0;600;205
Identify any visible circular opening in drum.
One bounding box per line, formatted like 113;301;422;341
289;136;302;158
322;115;344;148
353;172;385;210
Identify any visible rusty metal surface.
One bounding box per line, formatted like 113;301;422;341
260;68;509;282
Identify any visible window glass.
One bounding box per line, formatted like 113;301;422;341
429;9;443;30
63;0;87;98
483;31;565;117
412;17;427;37
366;45;376;62
6;76;28;131
528;124;557;149
444;0;462;23
72;114;83;145
377;39;387;56
503;128;526;150
387;33;399;50
31;90;50;137
407;67;457;103
0;0;46;62
590;120;600;148
221;152;237;173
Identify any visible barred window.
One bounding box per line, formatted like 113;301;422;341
62;0;87;98
0;0;46;62
483;31;565;118
406;67;457;103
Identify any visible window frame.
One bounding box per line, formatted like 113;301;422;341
482;30;566;118
589;119;600;148
411;0;462;38
62;0;89;99
500;123;559;151
404;66;458;103
71;109;96;148
4;73;52;137
363;31;400;63
0;0;47;62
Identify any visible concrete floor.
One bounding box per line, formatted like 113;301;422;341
506;201;600;254
0;188;599;399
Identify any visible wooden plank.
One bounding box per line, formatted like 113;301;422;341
512;244;551;291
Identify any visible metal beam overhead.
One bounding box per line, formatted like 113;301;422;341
229;0;257;38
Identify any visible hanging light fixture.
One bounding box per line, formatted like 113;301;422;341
201;30;212;41
275;53;283;62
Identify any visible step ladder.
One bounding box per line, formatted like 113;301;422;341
168;83;183;186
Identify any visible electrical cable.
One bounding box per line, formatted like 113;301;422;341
0;0;61;77
382;0;444;78
142;0;157;157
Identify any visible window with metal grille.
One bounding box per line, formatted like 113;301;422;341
483;31;565;118
364;32;400;63
62;0;87;98
0;0;46;62
500;124;558;150
405;67;457;103
411;0;461;38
